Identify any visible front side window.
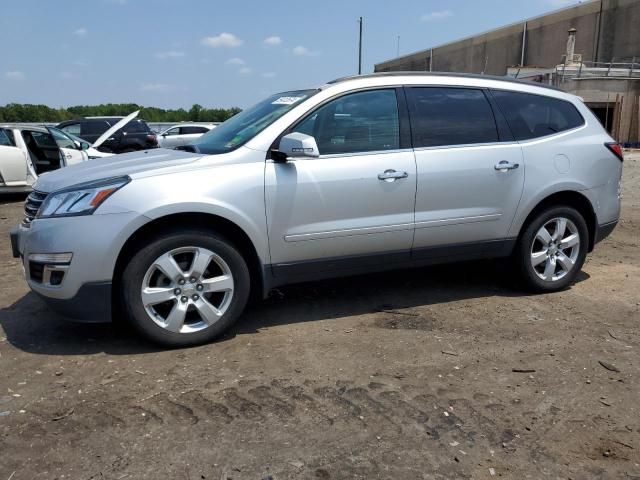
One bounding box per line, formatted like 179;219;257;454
408;87;499;148
194;89;318;155
164;127;180;136
293;89;400;155
491;90;584;140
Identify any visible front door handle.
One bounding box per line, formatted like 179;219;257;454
494;160;520;171
378;169;409;182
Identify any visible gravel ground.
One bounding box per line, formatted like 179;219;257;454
1;153;639;480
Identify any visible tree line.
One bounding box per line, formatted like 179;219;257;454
0;103;241;123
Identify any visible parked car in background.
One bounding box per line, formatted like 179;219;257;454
157;123;218;148
56;112;157;154
0;114;134;193
11;73;622;347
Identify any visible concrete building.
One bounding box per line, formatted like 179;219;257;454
375;0;640;145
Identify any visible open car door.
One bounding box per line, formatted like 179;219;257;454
46;127;88;166
92;110;140;150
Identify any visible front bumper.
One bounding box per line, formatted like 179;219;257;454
10;211;147;322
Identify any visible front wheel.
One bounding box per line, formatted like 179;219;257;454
121;230;250;347
515;206;588;292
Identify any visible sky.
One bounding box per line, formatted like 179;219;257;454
0;0;581;109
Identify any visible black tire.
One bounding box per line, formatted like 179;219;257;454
121;230;250;347
515;206;589;292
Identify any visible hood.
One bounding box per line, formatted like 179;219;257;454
34;148;202;193
92;110;140;149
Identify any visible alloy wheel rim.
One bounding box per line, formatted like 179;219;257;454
141;247;234;333
530;217;580;282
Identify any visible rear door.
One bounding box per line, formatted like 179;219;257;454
407;86;525;259
0;128;28;184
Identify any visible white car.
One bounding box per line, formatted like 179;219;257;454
0;112;137;193
157;123;218;148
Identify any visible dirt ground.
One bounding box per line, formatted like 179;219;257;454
1;154;639;480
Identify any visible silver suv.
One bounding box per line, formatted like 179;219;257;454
10;73;623;347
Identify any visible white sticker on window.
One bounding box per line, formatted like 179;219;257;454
272;96;304;105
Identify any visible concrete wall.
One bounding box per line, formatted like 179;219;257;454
375;0;640;74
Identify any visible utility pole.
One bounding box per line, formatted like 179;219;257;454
358;17;363;75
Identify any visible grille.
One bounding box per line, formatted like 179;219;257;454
22;190;48;227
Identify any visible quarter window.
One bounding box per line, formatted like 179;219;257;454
491;90;584;140
293;89;400;155
408;87;499;148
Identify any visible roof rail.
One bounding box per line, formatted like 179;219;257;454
327;71;562;91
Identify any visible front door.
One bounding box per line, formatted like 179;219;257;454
265;88;417;279
47;127;88;166
407;86;525;258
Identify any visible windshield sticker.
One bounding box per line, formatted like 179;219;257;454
272;96;304;105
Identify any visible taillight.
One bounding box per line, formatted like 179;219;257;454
605;142;624;161
147;134;157;145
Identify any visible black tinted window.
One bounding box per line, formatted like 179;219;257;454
408;87;499;148
181;126;209;134
492;90;584;140
83;121;110;135
294;89;399;155
124;120;150;133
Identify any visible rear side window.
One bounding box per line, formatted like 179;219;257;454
181;126;209;134
83;121;110;136
0;129;14;146
125;120;151;134
407;87;499;148
491;90;584;140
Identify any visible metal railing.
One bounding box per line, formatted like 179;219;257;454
554;57;640;85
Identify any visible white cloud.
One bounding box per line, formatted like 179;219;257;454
73;27;88;36
264;36;282;46
238;67;252;75
292;45;319;56
154;50;185;59
201;32;243;48
4;70;24;80
141;83;173;92
226;57;245;65
260;72;276;78
421;10;453;21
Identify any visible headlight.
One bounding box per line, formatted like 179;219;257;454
37;176;130;219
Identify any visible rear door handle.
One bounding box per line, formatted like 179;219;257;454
378;169;409;182
494;160;520;171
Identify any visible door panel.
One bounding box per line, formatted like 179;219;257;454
266;151;416;269
0;145;28;185
412;144;524;253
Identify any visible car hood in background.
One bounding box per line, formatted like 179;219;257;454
34;148;202;193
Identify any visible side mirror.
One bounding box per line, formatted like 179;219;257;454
80;141;90;151
276;132;319;161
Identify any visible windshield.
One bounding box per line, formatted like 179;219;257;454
193;89;318;154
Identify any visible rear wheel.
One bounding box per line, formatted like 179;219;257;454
121;230;250;347
515;206;588;292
